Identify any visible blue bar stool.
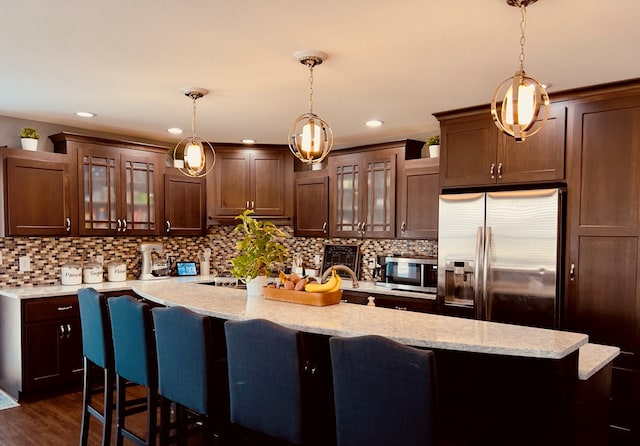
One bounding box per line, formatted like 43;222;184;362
224;318;306;445
329;335;438;446
77;287;114;446
108;295;158;446
152;305;223;445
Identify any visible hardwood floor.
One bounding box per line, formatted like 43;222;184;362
0;388;206;446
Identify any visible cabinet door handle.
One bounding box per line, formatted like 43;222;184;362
322;222;327;234
490;163;496;179
59;324;66;339
121;219;127;233
65;217;71;233
165;220;171;234
401;221;406;233
394;306;407;311
361;223;366;234
497;162;503;179
116;219;122;232
57;305;73;311
66;324;72;338
246;201;250;210
356;222;361;232
251;200;255;210
570;263;575;281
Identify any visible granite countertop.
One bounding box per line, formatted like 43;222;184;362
578;343;620;380
0;276;589;361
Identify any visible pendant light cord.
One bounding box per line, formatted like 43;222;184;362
191;94;198;137
307;63;315;115
519;2;527;73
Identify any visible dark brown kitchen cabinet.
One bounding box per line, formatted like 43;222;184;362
51;133;167;236
564;90;640;444
329;148;398;238
436;103;566;188
207;146;294;224
1;149;77;236
294;173;329;237
22;296;83;395
164;169;206;236
0;295;83;400
396;157;439;239
340;289;435;313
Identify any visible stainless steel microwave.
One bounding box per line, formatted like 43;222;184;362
375;256;437;295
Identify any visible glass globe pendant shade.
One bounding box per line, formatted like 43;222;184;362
170;88;216;178
491;70;549;142
289;112;333;164
172;136;214;178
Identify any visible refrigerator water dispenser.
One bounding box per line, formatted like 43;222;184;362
444;260;475;307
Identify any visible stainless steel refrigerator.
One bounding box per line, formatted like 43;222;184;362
437;188;564;329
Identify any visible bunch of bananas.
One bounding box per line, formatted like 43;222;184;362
304;269;341;293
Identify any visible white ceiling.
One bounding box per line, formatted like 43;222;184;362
1;0;639;149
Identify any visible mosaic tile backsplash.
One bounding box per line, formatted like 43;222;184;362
0;226;437;288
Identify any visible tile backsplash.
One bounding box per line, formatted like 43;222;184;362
0;227;437;288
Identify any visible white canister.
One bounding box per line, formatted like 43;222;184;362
107;260;127;282
83;262;103;284
60;263;83;286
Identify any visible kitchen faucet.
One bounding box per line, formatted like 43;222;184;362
321;265;359;288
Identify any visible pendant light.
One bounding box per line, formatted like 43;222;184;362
288;50;334;164
170;88;216;177
491;0;549;142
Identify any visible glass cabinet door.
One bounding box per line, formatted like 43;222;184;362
334;160;360;236
78;145;161;236
81;153;118;234
365;158;394;236
124;159;156;233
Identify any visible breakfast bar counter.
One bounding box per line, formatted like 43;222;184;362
132;278;588;360
1;278;616;445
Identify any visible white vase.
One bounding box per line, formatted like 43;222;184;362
21;138;38;151
429;144;440;158
246;275;268;296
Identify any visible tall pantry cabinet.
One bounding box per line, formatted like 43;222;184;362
564;82;640;445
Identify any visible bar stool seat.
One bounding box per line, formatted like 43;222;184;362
108;295;158;446
224;318;306;445
77;287;114;446
329;335;438;446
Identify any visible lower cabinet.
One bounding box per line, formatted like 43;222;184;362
0;290;141;401
341;290;435;313
23;297;83;394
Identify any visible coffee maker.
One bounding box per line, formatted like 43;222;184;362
139;242;168;280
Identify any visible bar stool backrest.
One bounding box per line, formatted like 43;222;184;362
108;295;156;387
152;305;212;415
78;288;113;369
225;318;304;445
329;335;437;446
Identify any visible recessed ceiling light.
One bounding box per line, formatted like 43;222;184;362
167;128;183;135
75;111;96;118
242;139;256;144
365;120;383;128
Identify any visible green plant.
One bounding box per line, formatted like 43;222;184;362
230;209;289;280
19;127;40;139
427;135;440;146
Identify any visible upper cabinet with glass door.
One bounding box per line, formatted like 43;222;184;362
51;133;166;236
329;147;399;239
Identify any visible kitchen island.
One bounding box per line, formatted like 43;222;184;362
0;278;617;445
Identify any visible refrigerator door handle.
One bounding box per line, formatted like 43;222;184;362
474;226;483;314
483;226;492;320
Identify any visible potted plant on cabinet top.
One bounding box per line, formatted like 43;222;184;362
19;127;40;151
426;135;440;158
230;209;289;296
